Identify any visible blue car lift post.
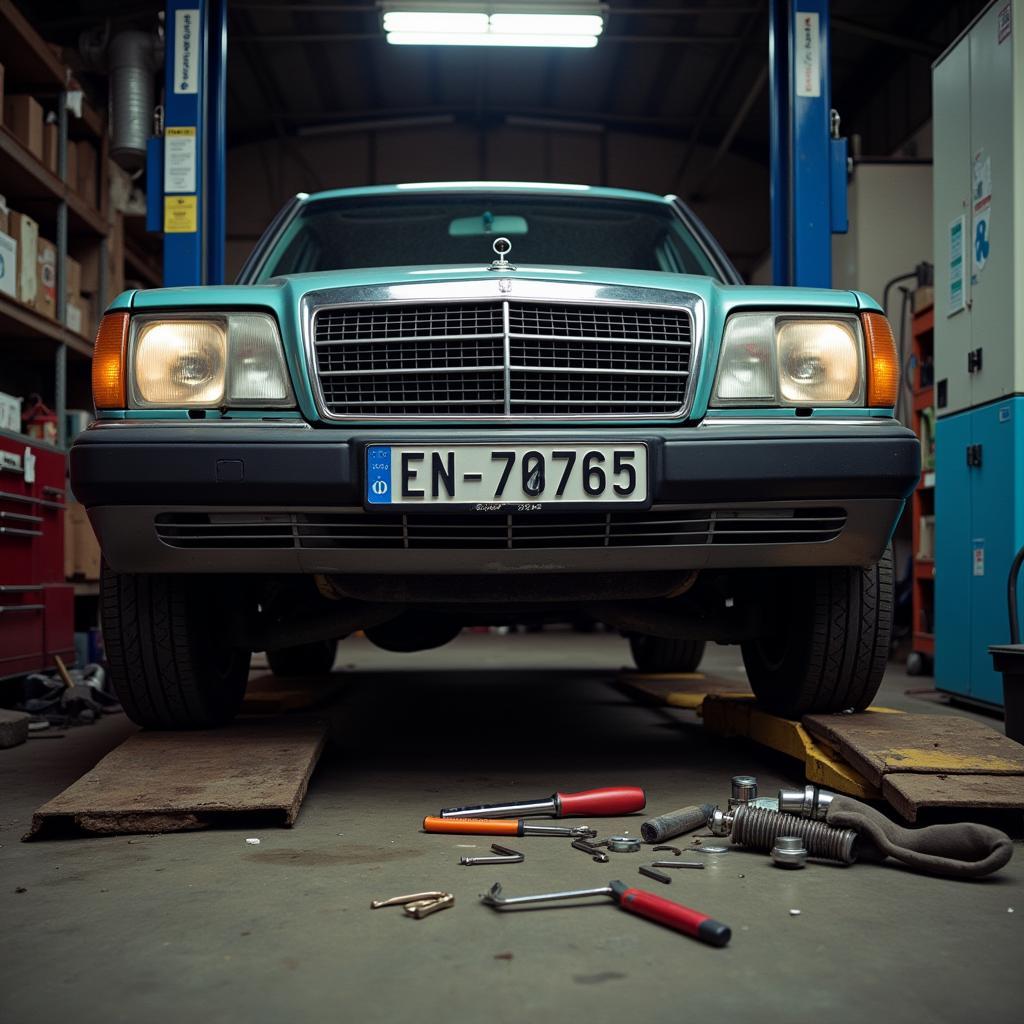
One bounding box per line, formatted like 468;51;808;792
147;0;227;286
769;0;848;286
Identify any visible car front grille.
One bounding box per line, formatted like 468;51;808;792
311;300;694;419
154;508;847;551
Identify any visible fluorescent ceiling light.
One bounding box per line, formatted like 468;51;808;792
381;7;604;47
387;31;598;47
382;12;488;32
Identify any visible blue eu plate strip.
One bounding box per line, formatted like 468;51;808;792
366;446;393;504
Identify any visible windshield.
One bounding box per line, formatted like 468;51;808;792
255;192;723;281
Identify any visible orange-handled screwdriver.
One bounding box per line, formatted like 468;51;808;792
423;816;597;838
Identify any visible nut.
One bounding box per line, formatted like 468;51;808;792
771;835;808;869
607;835;641;853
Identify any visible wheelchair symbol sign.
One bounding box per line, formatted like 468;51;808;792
974;214;990;272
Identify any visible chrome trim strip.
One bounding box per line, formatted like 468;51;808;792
300;279;705;424
502;299;512;416
85;420;313;429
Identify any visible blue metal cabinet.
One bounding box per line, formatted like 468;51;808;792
936;398;1024;704
932;0;1023;707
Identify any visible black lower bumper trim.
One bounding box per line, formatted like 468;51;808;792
70;423;920;508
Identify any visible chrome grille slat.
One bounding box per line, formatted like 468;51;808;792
155;508;847;551
312;299;694;419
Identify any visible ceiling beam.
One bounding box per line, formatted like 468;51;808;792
832;17;943;59
669;0;765;189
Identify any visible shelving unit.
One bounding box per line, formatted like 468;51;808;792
1;0;112;448
909;299;935;675
1;0;156;676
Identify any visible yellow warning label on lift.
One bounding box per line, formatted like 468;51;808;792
164;195;197;233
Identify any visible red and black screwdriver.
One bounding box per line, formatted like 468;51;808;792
440;786;646;819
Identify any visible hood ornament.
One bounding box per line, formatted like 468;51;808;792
488;236;516;272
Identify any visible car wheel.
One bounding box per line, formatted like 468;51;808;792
101;567;251;729
267;638;338;677
741;546;894;718
629;635;706;673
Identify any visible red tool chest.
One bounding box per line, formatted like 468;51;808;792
0;429;75;680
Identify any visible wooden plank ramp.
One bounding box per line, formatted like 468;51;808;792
26;717;328;840
618;672;1024;819
804;712;1024;821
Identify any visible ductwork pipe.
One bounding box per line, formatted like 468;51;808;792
108;30;163;170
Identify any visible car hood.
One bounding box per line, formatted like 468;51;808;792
124;264;878;316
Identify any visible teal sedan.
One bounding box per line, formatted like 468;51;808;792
71;182;919;728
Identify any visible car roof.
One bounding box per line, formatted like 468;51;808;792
302;181;675;205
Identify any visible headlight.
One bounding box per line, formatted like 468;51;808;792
129;313;294;408
712;313;865;408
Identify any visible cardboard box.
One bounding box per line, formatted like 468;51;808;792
35;236;56;319
64;501;102;580
71;240;100;296
65;295;88;335
76;140;97;206
0;230;15;299
42;121;58;174
64;254;81;298
7;211;38;306
0;391;21;433
3;95;44;161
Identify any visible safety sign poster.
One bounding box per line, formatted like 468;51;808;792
972;149;991;276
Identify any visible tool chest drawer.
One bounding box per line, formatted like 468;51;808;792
0;429;67;587
0;585;46;680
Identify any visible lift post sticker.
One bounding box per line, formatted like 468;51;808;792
174;9;200;94
794;11;821;97
164;126;196;194
164;195;197;233
972;149;992;276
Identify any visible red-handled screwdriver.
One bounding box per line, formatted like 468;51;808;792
440;786;646;819
481;881;731;947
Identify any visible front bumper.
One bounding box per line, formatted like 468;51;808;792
70;419;919;575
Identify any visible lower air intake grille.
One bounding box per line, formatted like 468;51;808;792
155;508;847;551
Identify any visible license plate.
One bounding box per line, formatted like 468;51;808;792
365;443;649;510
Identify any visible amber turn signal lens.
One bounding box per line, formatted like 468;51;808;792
92;312;130;409
861;311;900;408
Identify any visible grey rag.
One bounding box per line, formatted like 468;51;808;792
825;795;1013;879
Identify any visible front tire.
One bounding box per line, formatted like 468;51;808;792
629;635;706;673
267;638;338;677
741;547;894;718
101;568;251;729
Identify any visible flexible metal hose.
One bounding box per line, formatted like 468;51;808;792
730;805;858;864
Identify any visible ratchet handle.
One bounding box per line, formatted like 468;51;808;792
612;884;731;947
556;787;646;817
423;816;521;836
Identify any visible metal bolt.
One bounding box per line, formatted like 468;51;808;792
777;785;835;821
771;836;808;869
729;775;758;810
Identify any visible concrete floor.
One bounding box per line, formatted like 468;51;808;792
1;632;1021;1023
